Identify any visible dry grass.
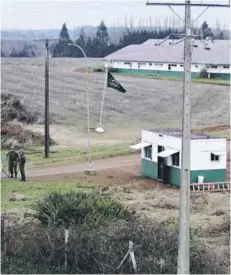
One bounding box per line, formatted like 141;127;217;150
1;58;230;131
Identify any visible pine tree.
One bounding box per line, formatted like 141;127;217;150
53;23;73;57
201;21;213;39
95;20;109;57
73;28;86;57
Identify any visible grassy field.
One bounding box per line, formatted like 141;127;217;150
1;178;99;210
1;58;230;130
1;142;136;169
108;72;230;86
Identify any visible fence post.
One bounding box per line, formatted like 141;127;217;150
64;229;69;270
129;241;137;273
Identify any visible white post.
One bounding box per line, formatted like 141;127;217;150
177;1;191;274
68;43;93;173
64;229;69;270
99;66;108;127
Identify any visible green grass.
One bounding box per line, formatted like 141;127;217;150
1;179;100;211
112;72;230;86
1;143;136;169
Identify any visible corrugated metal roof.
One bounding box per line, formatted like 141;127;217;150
105;39;230;65
144;129;224;140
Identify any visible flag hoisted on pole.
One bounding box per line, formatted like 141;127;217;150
96;68;126;133
107;72;126;93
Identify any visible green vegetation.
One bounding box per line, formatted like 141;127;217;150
1;142;135;169
1;179;97;210
35;191;135;227
111;72;230;86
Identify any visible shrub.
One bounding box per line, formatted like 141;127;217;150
34;191;136;227
2;214;229;274
93;67;104;72
2;210;230;274
199;68;208;78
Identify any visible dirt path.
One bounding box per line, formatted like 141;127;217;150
22;155;140;179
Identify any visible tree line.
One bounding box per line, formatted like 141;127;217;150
1;19;227;58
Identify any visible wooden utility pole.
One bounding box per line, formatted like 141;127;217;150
44;39;50;158
34;37;59;158
146;1;230;274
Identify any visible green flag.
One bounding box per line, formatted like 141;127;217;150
107;72;126;93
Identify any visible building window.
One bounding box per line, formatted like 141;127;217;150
159;63;163;66
149;63;152;66
180;64;184;67
211;153;219;162
124;62;131;65
195;65;198;68
144;145;152;159
158;145;165;153
172;152;180;166
168;64;171;70
223;65;230;69
169;64;177;67
211;65;218;68
206;65;210;68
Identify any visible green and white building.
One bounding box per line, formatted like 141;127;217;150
104;39;230;80
130;129;227;186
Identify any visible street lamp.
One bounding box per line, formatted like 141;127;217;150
68;43;94;175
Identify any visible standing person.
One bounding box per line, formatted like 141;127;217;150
19;151;26;182
6;146;19;178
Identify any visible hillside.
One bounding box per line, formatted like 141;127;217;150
1;58;230;130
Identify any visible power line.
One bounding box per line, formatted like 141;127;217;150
146;0;230;274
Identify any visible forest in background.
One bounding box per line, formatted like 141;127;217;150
1;17;229;58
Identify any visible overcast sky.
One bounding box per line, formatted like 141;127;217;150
1;0;230;30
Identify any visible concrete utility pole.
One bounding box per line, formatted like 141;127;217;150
34;38;58;158
146;1;230;274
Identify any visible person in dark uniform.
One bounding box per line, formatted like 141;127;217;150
6;146;19;178
18;151;26;182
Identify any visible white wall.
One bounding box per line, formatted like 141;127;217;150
141;130;227;170
141;130;182;167
191;139;227;170
105;60;230;74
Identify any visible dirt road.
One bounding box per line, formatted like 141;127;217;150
22;155;140;179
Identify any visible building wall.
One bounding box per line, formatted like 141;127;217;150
140;130;227;185
106;60;230;79
141;159;157;179
190;139;227;170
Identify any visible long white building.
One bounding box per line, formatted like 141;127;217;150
104;39;230;79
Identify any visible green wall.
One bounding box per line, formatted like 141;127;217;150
141;158;227;186
163;166;181;186
141;159;157;179
116;68;230;80
190;169;226;183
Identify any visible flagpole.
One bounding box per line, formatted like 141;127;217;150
96;63;108;133
99;67;108;126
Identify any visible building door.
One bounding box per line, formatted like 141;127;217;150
158;156;165;181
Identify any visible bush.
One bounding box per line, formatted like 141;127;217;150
2;214;229;274
34;191;136;227
93;67;104;72
199;68;209;78
1;217;178;274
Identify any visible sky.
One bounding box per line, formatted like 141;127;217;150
1;0;230;30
